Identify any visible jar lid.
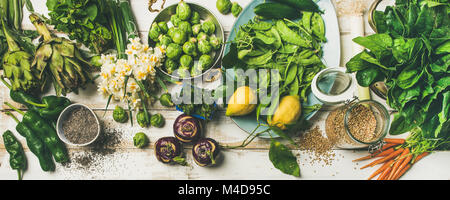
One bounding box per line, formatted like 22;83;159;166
311;67;356;105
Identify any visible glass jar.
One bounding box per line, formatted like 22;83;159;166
325;100;390;149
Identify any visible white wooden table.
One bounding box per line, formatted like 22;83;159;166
0;0;449;180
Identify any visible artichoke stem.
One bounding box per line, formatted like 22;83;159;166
29;14;53;42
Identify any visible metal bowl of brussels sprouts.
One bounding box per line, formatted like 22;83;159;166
148;1;225;80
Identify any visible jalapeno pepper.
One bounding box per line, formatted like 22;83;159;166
5;102;69;163
2;130;27;180
6;112;56;172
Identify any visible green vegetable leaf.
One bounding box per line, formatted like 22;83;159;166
269;139;300;177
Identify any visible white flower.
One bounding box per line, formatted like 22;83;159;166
98;38;165;109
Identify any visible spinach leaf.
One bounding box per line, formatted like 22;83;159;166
269;140;300;177
356;67;385;87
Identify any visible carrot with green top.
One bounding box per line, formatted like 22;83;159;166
393;163;411;180
391;153;413;180
360;147;404;169
377;162;394;180
368;159;394;180
387;148;410;180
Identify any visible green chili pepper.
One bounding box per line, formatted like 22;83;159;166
6;112;55;172
25;95;72;121
5;102;69;163
3;130;27;180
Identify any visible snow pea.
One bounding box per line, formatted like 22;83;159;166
243;51;273;65
311;12;326;42
276;20;311;48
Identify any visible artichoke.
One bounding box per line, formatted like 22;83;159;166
1;19;41;93
29;14;93;96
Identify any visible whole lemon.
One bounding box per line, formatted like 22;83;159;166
268;95;302;130
226;86;257;116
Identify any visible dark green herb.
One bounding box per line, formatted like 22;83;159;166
346;0;449;139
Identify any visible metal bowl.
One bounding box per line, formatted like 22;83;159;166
149;2;225;80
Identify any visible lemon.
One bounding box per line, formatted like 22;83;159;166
268;95;302;130
226;86;257;116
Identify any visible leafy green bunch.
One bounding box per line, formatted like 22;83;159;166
46;0;112;54
346;0;449;139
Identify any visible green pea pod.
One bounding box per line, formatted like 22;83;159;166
311;13;326;42
276;20;311;48
7;112;55;172
251;21;273;31
243;51;273;65
3;130;27;180
302;12;313;32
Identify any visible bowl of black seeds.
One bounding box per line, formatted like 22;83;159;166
57;104;100;146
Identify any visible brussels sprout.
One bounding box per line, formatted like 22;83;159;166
197;32;209;41
189;37;198;44
192;24;202;36
170;15;181;27
177;66;191;78
199;54;213;70
158;35;173;47
190;11;201;24
209;35;221;50
133;132;149;148
182;41;197;56
191;64;203;77
201;20;216;35
113;105;128;123
149;22;162;42
160;93;174;107
168;27;177;38
151;113;165;128
198;40;212;55
164;59;179;74
137;110;151;128
216;0;232;15
158;21;169;33
231;2;242;17
178;21;192;36
176;1;192;21
166;43;182;60
171;29;187;45
90;55;102;67
179;54;194;69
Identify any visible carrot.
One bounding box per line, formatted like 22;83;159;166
383;138;405;144
393;164;411;180
360;148;404;169
377;163;393;180
368;159;394;180
387;148;410;180
391;153;413;180
353;147;395;162
412;152;429;164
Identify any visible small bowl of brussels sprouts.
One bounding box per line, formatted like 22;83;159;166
148;1;225;80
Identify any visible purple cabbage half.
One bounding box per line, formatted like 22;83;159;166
173;114;202;143
192;138;220;167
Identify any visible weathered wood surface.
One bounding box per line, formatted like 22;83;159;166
1;0;449;180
